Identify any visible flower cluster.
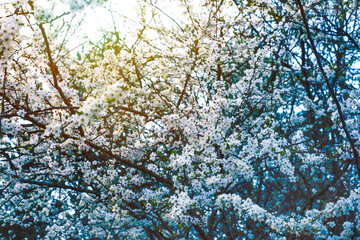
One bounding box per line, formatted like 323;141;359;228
0;15;22;62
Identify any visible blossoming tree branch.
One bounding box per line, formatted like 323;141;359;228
1;0;360;238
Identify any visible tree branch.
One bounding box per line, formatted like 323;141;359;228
17;178;99;196
296;0;360;177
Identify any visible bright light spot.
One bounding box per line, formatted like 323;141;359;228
66;0;138;53
294;105;304;113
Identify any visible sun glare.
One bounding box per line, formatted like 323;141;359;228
65;0;138;53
